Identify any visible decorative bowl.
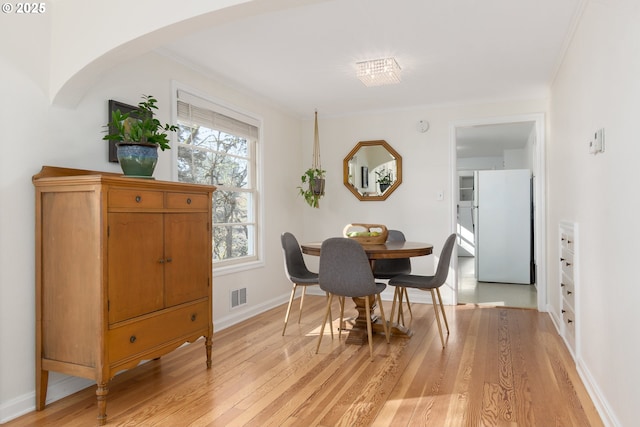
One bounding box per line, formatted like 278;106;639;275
343;223;388;245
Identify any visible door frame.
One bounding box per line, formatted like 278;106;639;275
449;113;547;311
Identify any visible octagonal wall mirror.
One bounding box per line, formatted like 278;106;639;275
343;140;402;201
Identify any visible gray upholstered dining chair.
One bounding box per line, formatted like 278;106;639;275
281;232;326;336
373;230;412;323
316;237;390;361
388;233;456;348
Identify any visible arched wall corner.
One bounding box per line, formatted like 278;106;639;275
49;0;322;106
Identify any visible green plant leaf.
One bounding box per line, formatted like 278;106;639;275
102;94;176;150
297;167;326;208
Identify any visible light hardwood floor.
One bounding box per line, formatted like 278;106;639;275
8;296;602;426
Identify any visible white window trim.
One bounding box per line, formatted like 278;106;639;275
171;80;265;276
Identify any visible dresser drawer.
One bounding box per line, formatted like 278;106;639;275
560;270;573;287
109;189;164;209
166;192;209;210
560;232;575;251
560;232;568;249
562;305;576;339
562;280;575;307
109;300;209;363
560;250;573;276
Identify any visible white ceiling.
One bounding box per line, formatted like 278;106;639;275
158;0;583;151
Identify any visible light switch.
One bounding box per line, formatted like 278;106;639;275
589;128;605;154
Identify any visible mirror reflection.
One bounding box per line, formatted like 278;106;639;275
343;140;402;201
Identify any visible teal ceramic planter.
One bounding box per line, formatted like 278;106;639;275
116;143;158;178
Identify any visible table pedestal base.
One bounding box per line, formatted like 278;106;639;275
342;296;413;345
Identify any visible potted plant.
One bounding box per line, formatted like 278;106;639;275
103;94;178;177
298;167;325;208
375;169;393;193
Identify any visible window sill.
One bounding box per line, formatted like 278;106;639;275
213;259;265;277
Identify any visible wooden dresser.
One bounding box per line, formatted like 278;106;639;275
33;166;216;425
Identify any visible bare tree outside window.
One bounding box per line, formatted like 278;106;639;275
177;122;256;263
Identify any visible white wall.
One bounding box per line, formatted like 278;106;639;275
457;156;504;170
1;13;57;420
548;1;640;426
458;145;531;171
503;148;527;169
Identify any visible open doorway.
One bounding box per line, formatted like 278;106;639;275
450;114;546;310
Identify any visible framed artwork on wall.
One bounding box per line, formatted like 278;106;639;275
106;100;139;163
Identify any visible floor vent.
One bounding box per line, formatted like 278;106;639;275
231;288;247;308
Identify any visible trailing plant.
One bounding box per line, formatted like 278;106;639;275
103;94;178;151
375;169;392;185
298;168;326;208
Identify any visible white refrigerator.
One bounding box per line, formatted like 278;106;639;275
473;169;532;284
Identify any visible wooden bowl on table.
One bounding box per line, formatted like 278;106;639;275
343;223;388;245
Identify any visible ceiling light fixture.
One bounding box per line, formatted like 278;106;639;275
356;57;402;87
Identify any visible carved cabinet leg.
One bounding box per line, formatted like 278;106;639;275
205;334;213;369
96;383;109;426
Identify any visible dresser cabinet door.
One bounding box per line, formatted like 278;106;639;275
164;213;210;306
108;213;164;323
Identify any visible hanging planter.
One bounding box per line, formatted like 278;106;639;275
311;175;325;195
375;169;392;193
298;111;326;208
299;168;325;208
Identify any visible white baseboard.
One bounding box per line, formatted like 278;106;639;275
544;308;618;427
0;375;93;424
214;293;290;331
547;303;562;335
576;356;620;427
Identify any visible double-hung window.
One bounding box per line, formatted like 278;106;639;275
175;89;260;267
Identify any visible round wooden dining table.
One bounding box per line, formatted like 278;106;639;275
301;240;433;344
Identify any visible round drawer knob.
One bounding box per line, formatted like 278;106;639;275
187;198;192;205
135;195;142;203
191;314;197;322
129;336;137;343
